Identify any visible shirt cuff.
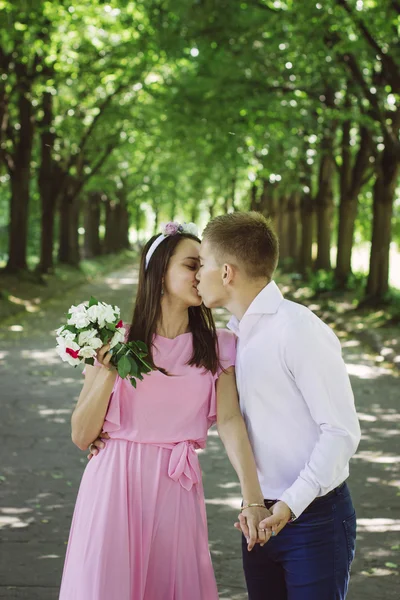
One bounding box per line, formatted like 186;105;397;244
278;478;320;519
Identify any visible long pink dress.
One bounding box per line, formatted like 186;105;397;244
59;329;236;600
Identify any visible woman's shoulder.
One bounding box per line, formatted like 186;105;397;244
216;328;237;344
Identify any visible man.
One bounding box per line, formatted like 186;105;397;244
196;211;361;600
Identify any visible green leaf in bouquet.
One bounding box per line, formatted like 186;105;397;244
117;355;131;379
84;358;95;366
105;322;117;332
129;341;148;358
128;356;139;377
135;341;148;353
137;356;152;371
64;325;77;333
110;343;124;366
89;296;99;307
99;327;113;343
130;377;137;388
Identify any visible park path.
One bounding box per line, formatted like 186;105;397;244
0;264;399;599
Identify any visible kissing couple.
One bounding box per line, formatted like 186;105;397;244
59;211;360;600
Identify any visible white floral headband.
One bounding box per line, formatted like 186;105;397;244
145;221;199;270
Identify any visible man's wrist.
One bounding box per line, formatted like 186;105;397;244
288;508;297;522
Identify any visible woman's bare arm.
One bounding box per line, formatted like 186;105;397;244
71;344;117;451
216;366;264;505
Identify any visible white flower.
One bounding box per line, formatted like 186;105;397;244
68;310;91;329
78;345;97;359
101;302;117;325
78;328;102;349
56;337;81;366
69;302;88;314
86;304;101;322
109;327;126;349
86;303;116;328
182;222;199;237
113;305;121;318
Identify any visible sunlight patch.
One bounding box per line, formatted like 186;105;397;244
205;496;242;509
354;451;400;464
357;518;400;533
346;363;392;378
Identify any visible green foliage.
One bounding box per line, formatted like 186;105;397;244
0;1;399;297
308;269;367;295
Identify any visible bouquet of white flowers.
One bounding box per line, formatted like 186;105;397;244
56;296;153;387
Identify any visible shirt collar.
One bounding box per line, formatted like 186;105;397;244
227;280;284;336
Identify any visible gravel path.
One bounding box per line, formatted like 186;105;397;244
0;265;399;599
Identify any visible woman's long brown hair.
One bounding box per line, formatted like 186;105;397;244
127;233;219;374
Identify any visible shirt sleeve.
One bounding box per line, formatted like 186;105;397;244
278;314;361;518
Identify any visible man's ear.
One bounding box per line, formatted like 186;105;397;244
222;263;235;286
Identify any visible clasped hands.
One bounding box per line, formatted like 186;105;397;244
234;501;292;551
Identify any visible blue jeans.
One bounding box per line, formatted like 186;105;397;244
242;483;357;600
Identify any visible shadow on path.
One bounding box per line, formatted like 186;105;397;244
0;267;399;599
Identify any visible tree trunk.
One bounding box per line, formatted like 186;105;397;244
6;72;34;272
115;191;131;251
208;196;218;219
315;126;336;270
278;195;290;262
133;201;144;243
58;196;71;263
119;200;131;250
264;183;280;232
58;183;81;266
153;203;160;234
104;197;119;254
257;179;269;216
297;150;314;276
71;197;81;264
38;92;57;274
231;172;237;211
169;198;177;221
299;192;314;275
223;195;230;215
336;125;372;287
336;196;358;284
366;141;399;301
190;201;200;224
250;182;259;211
84;192;102;258
288;192;300;266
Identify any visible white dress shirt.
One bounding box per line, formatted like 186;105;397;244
227;280;361;518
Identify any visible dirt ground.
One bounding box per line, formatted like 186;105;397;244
0;264;399;599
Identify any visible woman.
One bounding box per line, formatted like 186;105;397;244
59;222;270;600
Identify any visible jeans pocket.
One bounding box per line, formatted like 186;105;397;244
343;511;357;570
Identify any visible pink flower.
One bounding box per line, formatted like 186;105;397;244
66;347;80;359
162;221;180;236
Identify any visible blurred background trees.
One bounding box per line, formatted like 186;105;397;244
0;0;399;304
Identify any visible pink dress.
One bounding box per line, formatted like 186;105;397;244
59;329;236;600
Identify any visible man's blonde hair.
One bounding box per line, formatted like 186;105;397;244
203;211;279;279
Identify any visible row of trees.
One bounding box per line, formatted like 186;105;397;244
0;1;399;303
